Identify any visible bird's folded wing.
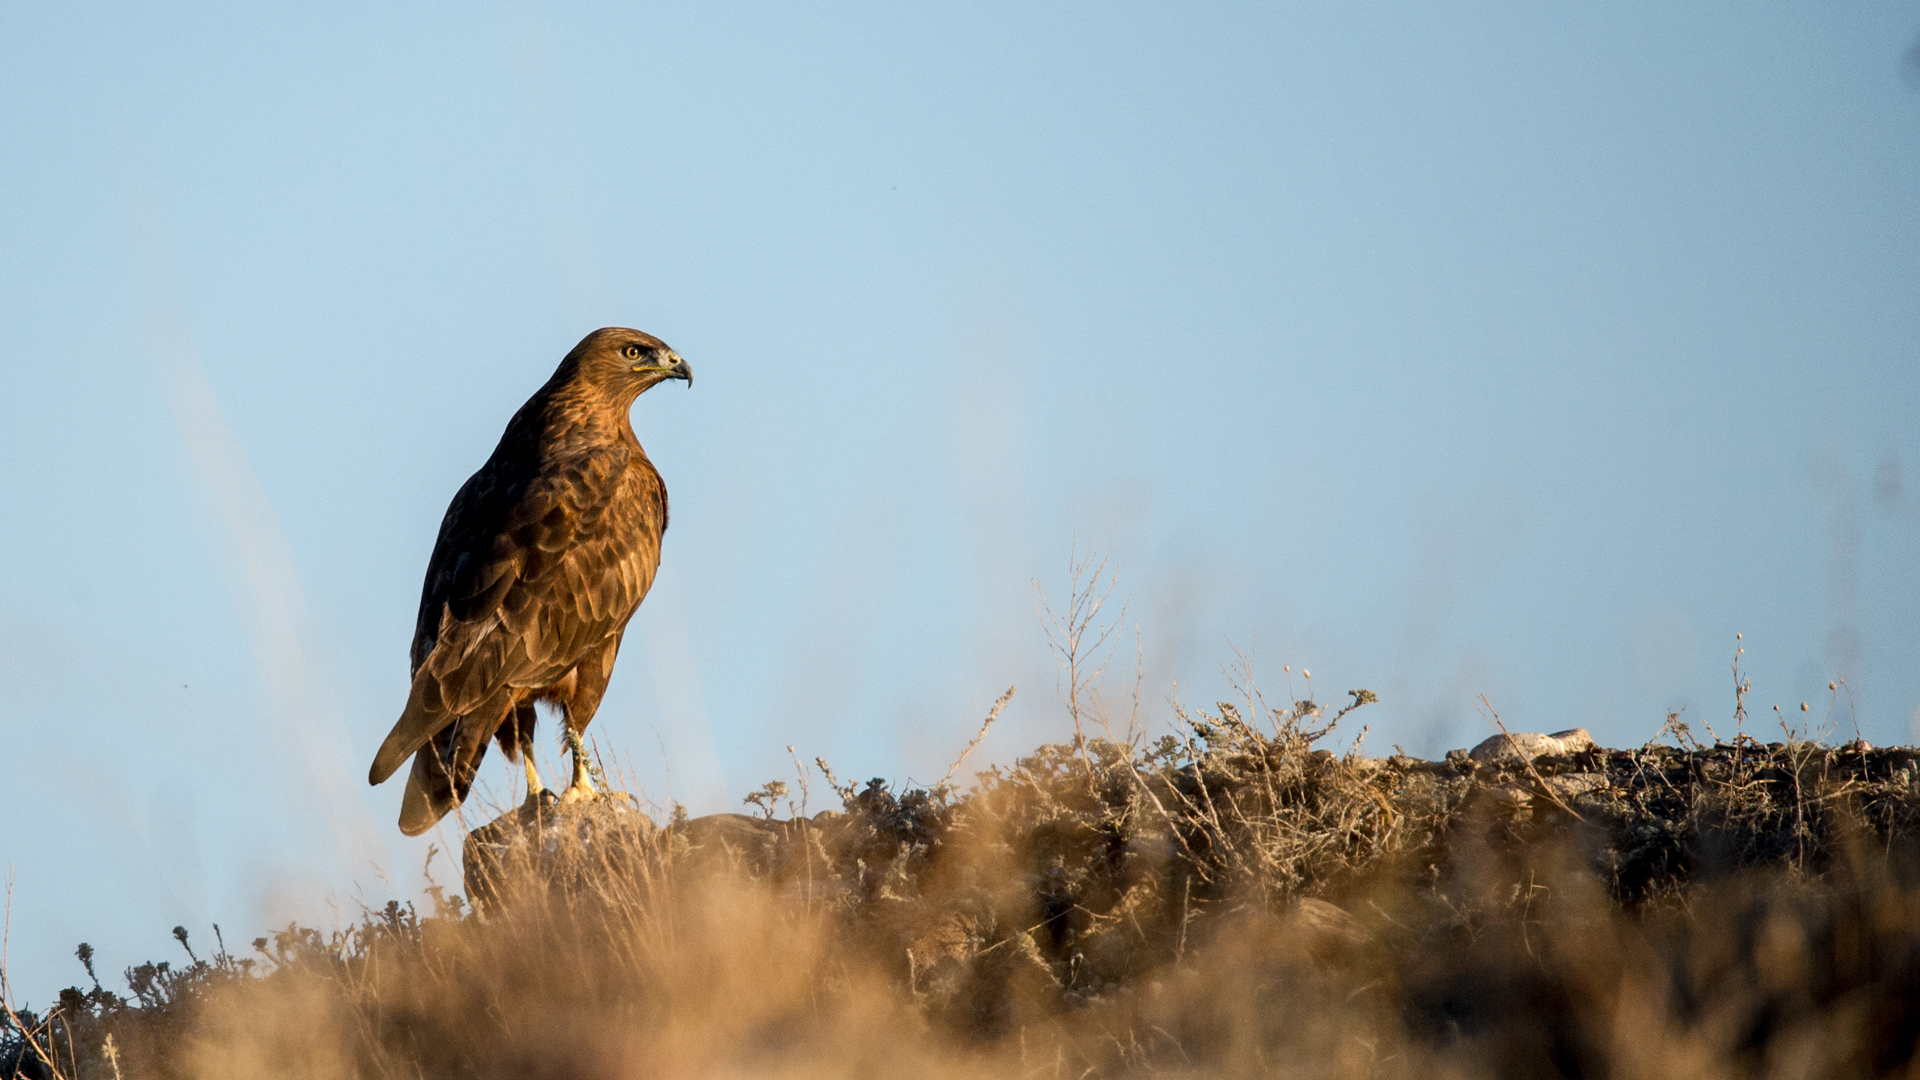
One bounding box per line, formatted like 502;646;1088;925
370;449;659;785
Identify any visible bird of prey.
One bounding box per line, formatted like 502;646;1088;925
368;327;691;835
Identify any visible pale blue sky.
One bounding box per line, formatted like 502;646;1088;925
2;3;1917;999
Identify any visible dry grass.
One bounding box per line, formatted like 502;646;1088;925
7;681;1920;1079
6;563;1918;1078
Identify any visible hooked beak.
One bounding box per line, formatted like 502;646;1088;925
634;351;692;386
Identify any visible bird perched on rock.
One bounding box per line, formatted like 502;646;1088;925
369;327;690;835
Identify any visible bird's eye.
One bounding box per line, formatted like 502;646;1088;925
623;345;642;360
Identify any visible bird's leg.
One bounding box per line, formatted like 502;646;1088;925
519;725;548;811
559;725;598;804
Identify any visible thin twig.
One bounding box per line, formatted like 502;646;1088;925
1;866;71;1080
1478;696;1587;824
940;687;1016;791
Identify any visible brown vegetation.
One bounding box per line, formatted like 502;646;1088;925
8;678;1920;1079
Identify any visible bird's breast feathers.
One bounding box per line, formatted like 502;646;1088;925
416;444;665;685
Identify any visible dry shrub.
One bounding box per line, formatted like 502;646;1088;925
9;691;1920;1079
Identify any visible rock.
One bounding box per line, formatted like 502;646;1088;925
672;812;851;883
672;812;786;877
1545;772;1608;800
462;792;658;912
1485;783;1533;806
1469;728;1596;764
676;811;778;853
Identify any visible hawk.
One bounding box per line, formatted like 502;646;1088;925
368;327;690;835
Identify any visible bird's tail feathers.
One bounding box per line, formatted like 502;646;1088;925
399;736;460;835
396;710;498;835
369;671;460;785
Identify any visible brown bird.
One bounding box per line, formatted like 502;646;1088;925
368;327;691;835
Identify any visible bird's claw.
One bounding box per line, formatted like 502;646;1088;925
559;726;600;804
557;781;600;805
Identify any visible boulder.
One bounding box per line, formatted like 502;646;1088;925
1468;728;1595;764
1545;772;1608;800
462;792;657;912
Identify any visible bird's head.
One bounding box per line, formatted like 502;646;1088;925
566;327;693;398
